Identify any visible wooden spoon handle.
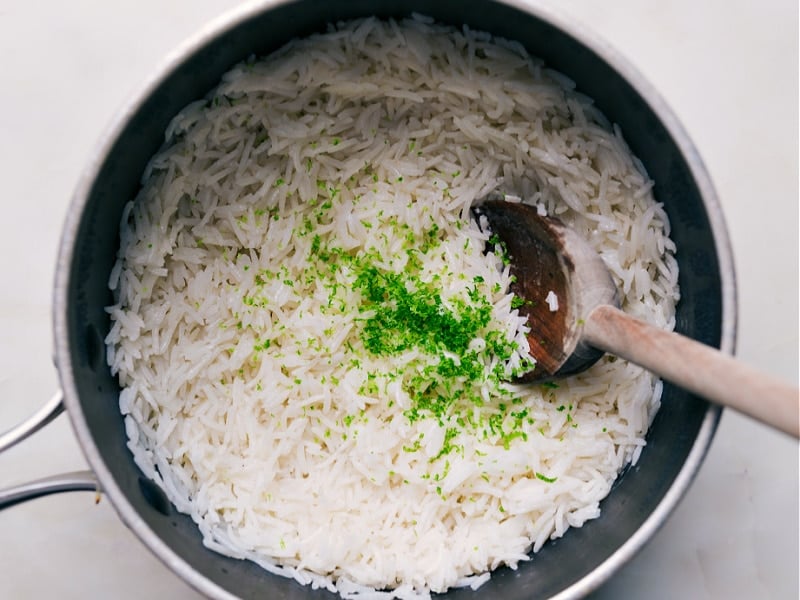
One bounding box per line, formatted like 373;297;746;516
583;304;799;437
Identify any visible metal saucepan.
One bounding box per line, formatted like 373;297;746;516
0;0;734;598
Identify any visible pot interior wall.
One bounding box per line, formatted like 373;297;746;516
62;1;722;598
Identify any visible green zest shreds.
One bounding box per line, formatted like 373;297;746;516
233;182;537;460
354;263;516;425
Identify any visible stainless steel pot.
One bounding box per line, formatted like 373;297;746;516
0;1;735;598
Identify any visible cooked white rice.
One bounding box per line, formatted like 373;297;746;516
106;15;679;599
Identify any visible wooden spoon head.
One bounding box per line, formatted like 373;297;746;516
472;198;620;382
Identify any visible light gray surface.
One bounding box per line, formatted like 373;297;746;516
0;0;797;598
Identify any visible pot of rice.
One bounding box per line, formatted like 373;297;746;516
4;0;734;598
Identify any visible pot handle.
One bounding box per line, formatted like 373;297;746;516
0;390;98;509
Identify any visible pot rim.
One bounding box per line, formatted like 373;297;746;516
52;1;736;598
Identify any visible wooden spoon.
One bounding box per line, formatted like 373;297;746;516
472;198;799;437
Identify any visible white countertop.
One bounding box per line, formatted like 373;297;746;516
0;1;796;598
